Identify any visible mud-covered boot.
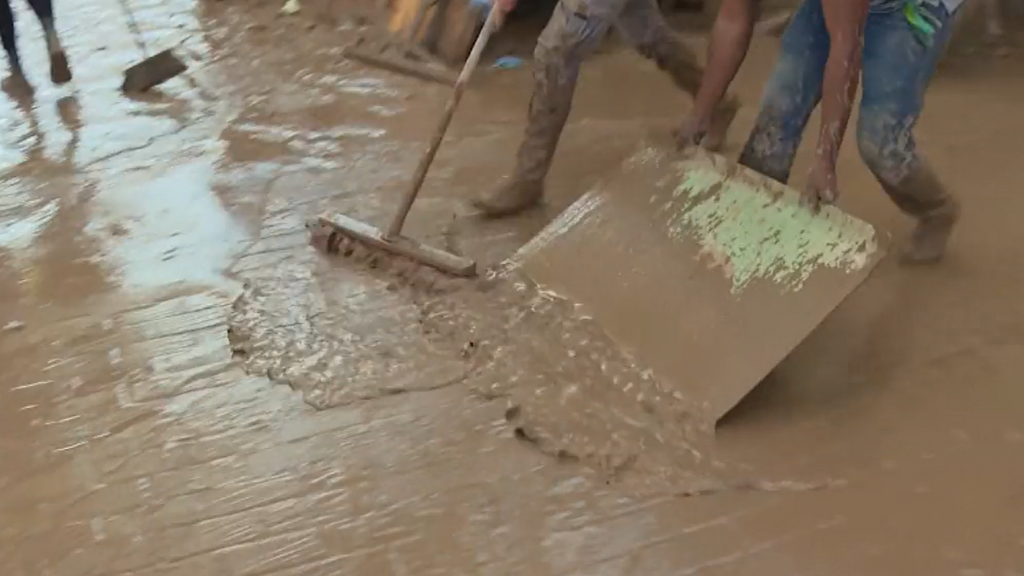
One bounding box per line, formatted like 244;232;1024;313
903;197;961;265
472;178;545;218
42;20;71;85
880;161;960;265
473;57;576;219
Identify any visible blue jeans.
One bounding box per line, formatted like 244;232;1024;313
738;0;959;209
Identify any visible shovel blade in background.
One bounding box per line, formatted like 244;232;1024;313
122;49;188;94
509;146;888;423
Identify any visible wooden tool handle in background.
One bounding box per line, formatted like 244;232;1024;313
386;3;502;240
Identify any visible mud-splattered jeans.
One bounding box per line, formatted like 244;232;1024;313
739;0;960;216
512;0;705;182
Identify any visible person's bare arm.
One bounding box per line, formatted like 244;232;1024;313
693;0;759;125
677;0;758;146
814;0;869;172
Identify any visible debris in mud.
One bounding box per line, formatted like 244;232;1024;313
2;321;26;332
671;477;848;499
505;401;634;477
492;56;524;70
280;0;300;16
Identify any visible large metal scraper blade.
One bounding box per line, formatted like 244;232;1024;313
509;147;888;423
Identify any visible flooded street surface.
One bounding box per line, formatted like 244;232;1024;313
2;0;1024;573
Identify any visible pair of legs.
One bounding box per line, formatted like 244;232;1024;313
739;0;961;263
0;0;72;87
474;0;739;217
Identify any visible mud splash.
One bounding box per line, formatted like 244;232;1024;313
228;225;844;498
226;256;473;410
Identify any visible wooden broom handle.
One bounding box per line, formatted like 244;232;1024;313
386;4;502;239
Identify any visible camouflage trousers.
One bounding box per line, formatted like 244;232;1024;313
512;0;706;183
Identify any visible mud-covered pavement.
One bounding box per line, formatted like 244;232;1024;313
2;0;1024;573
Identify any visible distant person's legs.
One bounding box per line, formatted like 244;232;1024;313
0;0;35;95
25;0;71;84
0;0;22;75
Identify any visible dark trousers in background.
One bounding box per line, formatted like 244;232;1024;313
1;0;56;69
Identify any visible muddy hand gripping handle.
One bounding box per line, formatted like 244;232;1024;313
385;3;503;240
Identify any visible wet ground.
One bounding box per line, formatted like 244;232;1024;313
2;0;1024;573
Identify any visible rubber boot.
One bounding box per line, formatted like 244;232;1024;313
473;62;575;218
42;19;71;85
880;161;961;265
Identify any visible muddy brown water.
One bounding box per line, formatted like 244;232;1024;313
1;0;1023;573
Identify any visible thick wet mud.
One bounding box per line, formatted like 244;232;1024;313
2;0;1024;573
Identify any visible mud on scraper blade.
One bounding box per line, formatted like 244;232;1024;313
316;213;476;277
315;4;506;278
510;147;888;423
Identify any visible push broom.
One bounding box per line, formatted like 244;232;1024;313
315;2;504;278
